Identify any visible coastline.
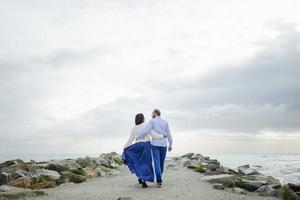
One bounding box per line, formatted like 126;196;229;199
1;152;300;200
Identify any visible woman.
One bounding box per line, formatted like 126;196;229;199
122;113;165;188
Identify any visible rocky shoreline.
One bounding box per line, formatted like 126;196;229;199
168;153;300;200
0;152;123;199
0;152;299;200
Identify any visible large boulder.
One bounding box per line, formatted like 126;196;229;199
76;157;99;168
7;177;31;189
35;169;61;181
241;175;281;186
46;159;82;174
0;185;45;200
32;181;57;189
98;152;123;169
201;174;242;187
238;165;261;175
83;167;99;178
288;183;300;193
60;171;86;183
0;160;28;175
255;185;278;196
280;184;300;200
241;180;267;192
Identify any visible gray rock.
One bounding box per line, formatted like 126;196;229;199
242;175;281;186
76;157;98;168
0;160;28;175
0;185;45;200
280;184;300;200
201;174;242;187
288;183;300;193
60;171;86;183
256;185;278;196
98;152;123;169
206;163;218;171
181;153;195;158
47;159;82;174
36;169;61;181
242;180;267;192
238;165;261;175
94;167;107;177
232;187;247;195
13;170;32;179
213;183;225;190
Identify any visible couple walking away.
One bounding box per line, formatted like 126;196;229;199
122;109;173;188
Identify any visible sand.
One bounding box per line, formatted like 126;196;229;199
24;165;278;200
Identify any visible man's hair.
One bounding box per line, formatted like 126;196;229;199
153;109;161;116
135;113;145;125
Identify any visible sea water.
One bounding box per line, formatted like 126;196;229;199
211;153;300;184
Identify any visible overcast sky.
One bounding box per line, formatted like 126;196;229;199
1;0;300;157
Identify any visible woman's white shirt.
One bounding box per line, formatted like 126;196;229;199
123;123;164;149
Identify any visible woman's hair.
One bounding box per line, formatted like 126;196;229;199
135;113;145;125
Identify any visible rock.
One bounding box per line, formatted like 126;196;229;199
46;163;68;173
281;184;300;200
36;169;61;181
201;174;242;187
0;185;45;200
238;165;261;175
204;169;227;176
241;180;267;192
213;183;225;190
7;177;31;189
0;160;28;175
255;185;278;196
99;165;112;173
288;183;300;193
117;197;132;200
181;153;195;159
206;163;218;171
94;167;107;177
232;187;247;195
242;175;281;186
225;168;239;175
76;157;98;168
0;172;12;185
98;152;123;169
83;167;99;178
60;171;86;183
191;154;204;160
12;170;32;180
47;159;82;174
204;156;210;160
32;181;57;189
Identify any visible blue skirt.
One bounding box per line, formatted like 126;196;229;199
122;141;154;182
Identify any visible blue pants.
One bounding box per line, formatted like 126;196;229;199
151;145;167;183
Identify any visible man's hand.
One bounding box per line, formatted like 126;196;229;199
168;146;172;152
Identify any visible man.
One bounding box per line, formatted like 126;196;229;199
136;109;173;187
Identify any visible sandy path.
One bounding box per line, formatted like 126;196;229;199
25;165;278;200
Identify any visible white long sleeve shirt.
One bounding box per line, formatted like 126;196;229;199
123;123;164;149
136;116;173;148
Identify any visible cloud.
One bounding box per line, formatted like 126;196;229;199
1;0;300;154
